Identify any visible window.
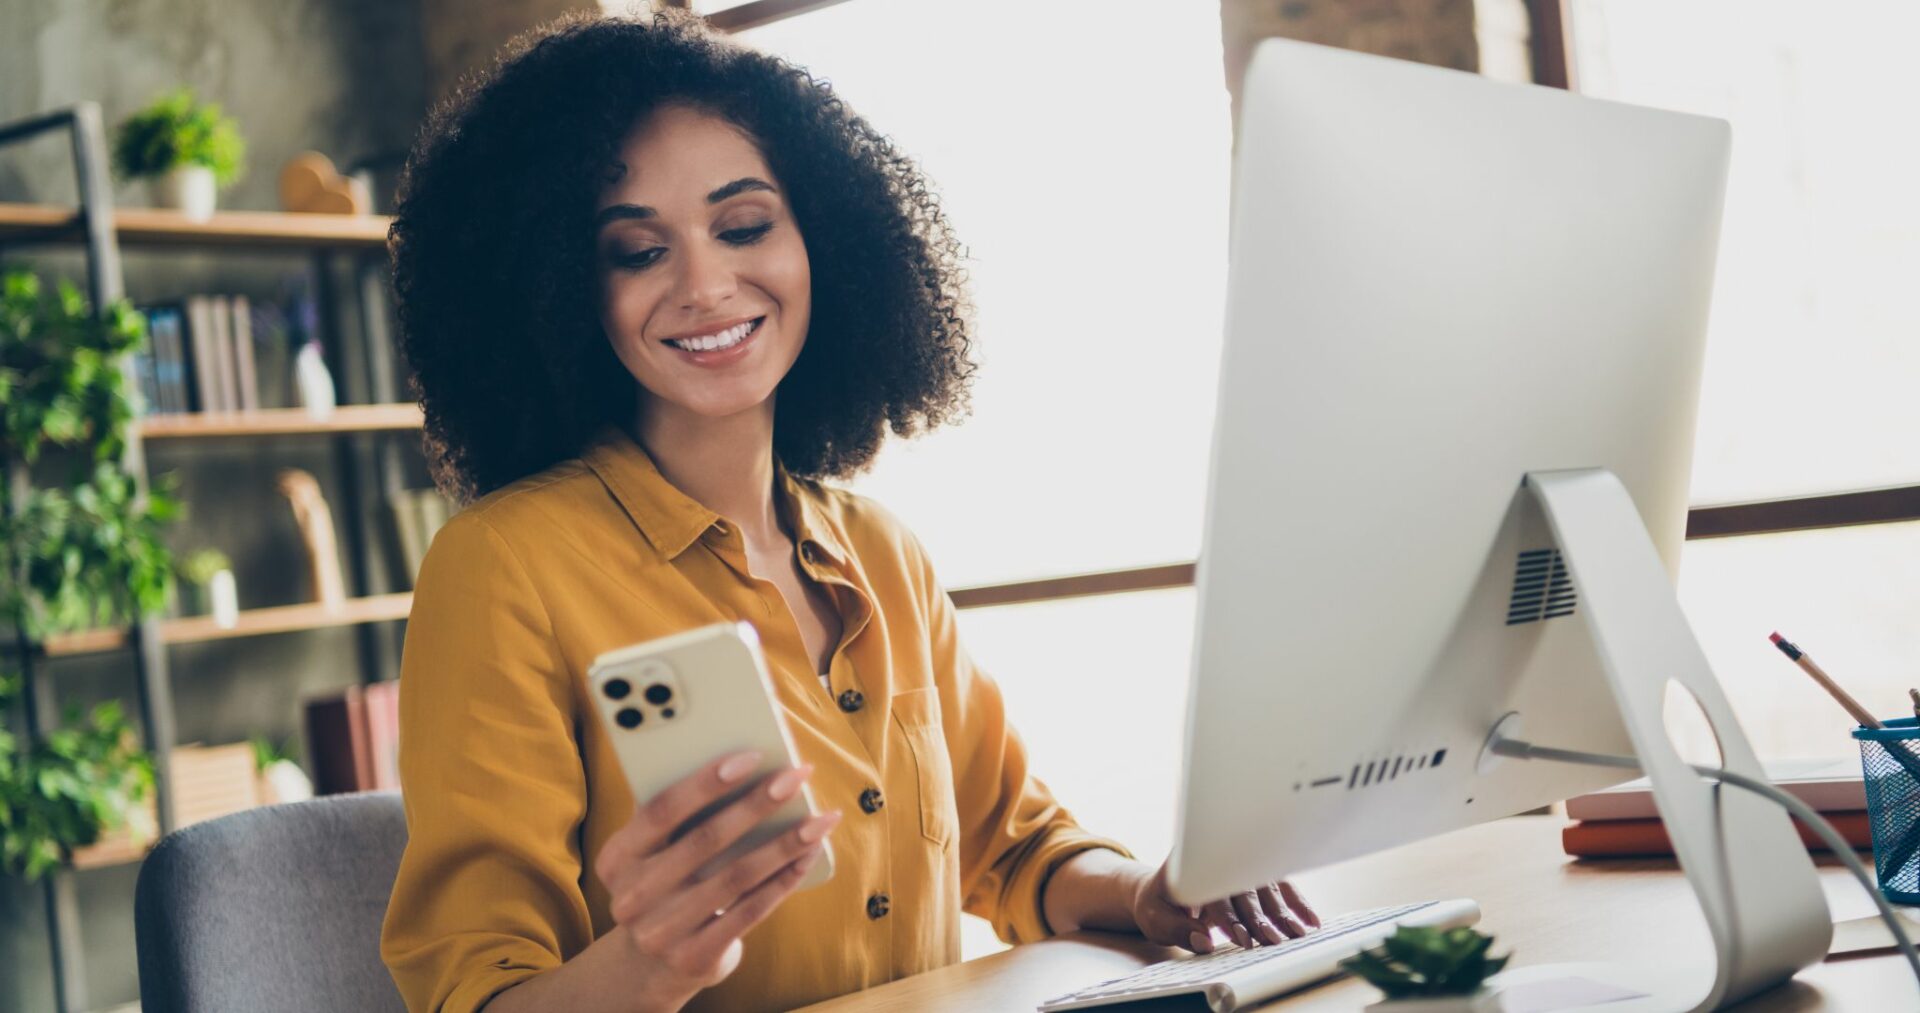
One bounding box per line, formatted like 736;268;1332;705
1572;0;1920;754
742;0;1234;589
1571;0;1920;505
737;0;1230;958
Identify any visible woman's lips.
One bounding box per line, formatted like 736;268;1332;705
665;316;765;367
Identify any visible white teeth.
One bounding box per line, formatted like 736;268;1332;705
669;319;757;352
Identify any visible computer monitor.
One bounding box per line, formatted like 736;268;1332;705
1168;39;1830;1009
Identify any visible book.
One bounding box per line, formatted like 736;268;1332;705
231;294;259;411
1563;810;1872;858
1565;757;1865;821
304;686;373;794
185;295;218;411
303;681;402;794
145;304;188;413
363;680;401;791
210;294;240;412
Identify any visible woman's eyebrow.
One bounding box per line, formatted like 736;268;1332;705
593;177;778;232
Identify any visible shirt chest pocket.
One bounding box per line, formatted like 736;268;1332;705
890;688;959;849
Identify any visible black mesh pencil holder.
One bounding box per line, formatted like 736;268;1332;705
1853;717;1920;904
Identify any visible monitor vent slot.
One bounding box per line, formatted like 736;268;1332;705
1336;748;1448;791
1506;548;1576;625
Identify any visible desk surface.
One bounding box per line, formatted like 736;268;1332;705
799;816;1909;1011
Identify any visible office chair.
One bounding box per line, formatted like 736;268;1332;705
134;790;407;1013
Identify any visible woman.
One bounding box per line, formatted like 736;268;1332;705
379;10;1316;1012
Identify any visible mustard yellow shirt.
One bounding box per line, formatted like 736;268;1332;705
380;425;1132;1012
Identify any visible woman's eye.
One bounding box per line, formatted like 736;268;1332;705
612;247;666;271
607;223;772;271
720;222;774;245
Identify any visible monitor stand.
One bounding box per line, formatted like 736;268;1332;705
1484;468;1832;1011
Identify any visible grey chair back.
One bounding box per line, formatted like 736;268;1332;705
135;790;407;1013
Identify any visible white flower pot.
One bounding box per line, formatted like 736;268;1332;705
147;164;217;220
209;568;239;629
258;758;315;805
1364;989;1500;1013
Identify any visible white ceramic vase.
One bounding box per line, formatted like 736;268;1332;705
1364;989;1501;1013
147;164;217;220
208;568;239;629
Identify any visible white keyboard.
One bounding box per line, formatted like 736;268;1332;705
1037;898;1481;1012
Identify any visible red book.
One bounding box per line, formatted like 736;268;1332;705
1563;810;1873;858
363;680;402;791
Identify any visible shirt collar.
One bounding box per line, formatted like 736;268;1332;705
581;424;846;565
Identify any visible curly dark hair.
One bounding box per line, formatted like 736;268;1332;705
389;9;975;503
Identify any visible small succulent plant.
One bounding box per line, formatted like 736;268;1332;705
1339;925;1510;998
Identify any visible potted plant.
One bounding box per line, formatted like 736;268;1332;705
110;88;246;220
251;735;314;806
1340;925;1511;1012
1;267;175;875
176;547;238;627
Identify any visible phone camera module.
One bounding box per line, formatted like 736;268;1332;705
660;708;676;719
602;677;631;700
615;707;644;729
644;683;672;705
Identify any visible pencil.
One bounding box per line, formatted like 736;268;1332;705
1770;632;1920;876
1770;633;1880;729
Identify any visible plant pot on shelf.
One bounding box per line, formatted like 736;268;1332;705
147;164;217;220
1364;989;1501;1013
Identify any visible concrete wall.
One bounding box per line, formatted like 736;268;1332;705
0;2;428;1009
1220;0;1546;121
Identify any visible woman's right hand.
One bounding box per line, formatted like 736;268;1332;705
592;749;842;1006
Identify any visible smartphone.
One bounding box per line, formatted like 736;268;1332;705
587;621;834;891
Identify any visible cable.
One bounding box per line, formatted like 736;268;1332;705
1490;736;1920;988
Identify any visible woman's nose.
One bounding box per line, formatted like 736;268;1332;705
674;237;739;311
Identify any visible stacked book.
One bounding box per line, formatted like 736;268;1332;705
69;742;263;868
303;681;401;795
135;294;265;414
1563;757;1871;857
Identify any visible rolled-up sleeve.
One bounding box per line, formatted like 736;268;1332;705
380;511;591;1012
906;533;1135;945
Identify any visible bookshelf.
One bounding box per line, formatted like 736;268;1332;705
138;403;424;438
42;593;416;657
0;201;390;249
0;105;418;1013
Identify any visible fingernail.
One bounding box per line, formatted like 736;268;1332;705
799;811;841;842
718;751;762;782
1188;929;1211;953
768;764;811;801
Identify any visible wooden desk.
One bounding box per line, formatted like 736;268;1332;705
799;816;1911;1011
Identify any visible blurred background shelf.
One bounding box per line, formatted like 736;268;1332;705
41;593;415;657
138;404;424;439
0;202;391;250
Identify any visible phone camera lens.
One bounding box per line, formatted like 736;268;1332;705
644;684;672;705
603;678;631;700
615;707;644;729
660;708;675;719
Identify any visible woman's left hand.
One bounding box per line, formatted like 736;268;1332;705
1125;859;1320;954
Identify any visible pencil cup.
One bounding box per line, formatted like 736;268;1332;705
1853;717;1920;904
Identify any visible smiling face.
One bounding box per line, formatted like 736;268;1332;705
594;103;812;424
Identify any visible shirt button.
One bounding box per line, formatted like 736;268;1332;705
867;893;891;920
859;787;885;814
837;689;865;713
